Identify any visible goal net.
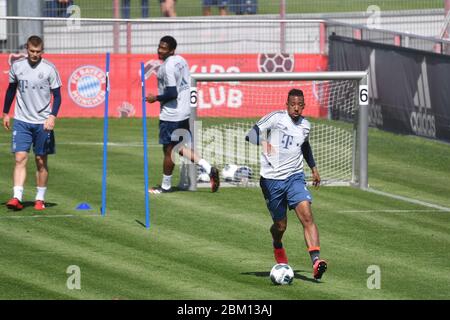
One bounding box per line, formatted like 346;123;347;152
180;72;368;189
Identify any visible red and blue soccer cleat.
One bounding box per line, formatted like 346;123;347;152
6;198;24;210
313;259;328;280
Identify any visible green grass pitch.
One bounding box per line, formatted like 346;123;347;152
0;118;449;299
73;0;443;18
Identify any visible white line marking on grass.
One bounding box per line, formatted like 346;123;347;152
367;188;450;212
0;214;101;220
337;209;446;213
0;142;160;147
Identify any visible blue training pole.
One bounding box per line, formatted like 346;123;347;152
101;52;110;216
141;62;150;229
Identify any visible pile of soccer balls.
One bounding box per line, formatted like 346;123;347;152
198;164;254;184
270;263;295;285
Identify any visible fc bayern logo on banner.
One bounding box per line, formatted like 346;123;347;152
68;65;106;108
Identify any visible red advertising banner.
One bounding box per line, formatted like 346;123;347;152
0;53;328;118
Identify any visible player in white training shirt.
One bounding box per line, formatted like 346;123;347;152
2;35;62;211
246;89;327;280
146;35;220;193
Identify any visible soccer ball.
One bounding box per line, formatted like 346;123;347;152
258;53;295;73
222;164;239;182
222;164;253;182
270;263;294;285
197;166;210;183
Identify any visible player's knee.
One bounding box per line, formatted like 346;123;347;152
273;220;287;233
15;155;28;166
300;211;315;227
35;157;48;170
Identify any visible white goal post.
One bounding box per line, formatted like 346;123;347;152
179;72;368;191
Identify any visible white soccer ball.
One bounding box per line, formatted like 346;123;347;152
222;164;239;182
270;263;294;285
233;166;253;182
197;166;210;182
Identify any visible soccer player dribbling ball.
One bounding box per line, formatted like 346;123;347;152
3;35;62;211
246;89;327;280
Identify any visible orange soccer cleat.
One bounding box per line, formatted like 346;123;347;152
6;198;24;210
34;200;46;211
313;259;328;280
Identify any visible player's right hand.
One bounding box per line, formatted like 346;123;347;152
3;113;10;130
145;94;157;103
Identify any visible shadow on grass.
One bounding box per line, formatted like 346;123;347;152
135;220;147;228
1;201;58;210
241;270;320;283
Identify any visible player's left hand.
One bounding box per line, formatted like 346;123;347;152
44;115;56;131
3;113;10;131
311;167;321;188
145;94;157;103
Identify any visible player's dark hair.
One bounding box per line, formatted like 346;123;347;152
26;35;44;49
160;35;177;50
288;88;304;98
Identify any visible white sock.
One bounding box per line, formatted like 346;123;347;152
161;175;172;190
198;159;212;175
13;186;24;202
35;187;47;201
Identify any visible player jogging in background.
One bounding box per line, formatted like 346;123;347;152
146;35;220;193
246;88;327;280
2;35;62;211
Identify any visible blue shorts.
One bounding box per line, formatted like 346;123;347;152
203;0;228;6
260;172;312;221
12;119;55;155
159;119;191;146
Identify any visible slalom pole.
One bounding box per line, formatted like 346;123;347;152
101;52;110;216
141;62;150;229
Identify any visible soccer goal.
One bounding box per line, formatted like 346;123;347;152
179;72;368;190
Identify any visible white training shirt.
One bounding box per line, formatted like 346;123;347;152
9;57;62;124
157;55;191;122
256;110;311;180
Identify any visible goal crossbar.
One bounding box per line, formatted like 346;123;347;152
182;72;368;191
192;72;368;82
